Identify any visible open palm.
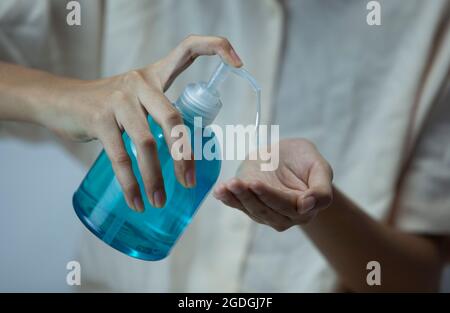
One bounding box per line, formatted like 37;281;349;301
213;139;333;231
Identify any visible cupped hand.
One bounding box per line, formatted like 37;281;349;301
45;35;242;212
213;139;333;231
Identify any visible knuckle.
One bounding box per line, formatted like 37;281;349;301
164;110;183;126
91;108;110;125
124;70;144;86
173;161;187;176
91;101;115;125
180;35;197;56
109;89;130;104
136;134;157;150
216;37;231;51
319;159;332;172
111;151;131;167
141;65;159;86
317;185;333;200
252;180;265;189
183;34;197;45
313;159;334;180
142;177;160;192
122;182;138;197
249;180;265;192
240;192;252;202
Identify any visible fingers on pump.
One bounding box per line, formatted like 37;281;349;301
155;35;243;91
179;35;242;67
226;179;293;232
99;124;143;212
117;104;166;208
138;87;195;189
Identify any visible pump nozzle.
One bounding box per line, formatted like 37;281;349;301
206;62;230;91
206;61;261;131
175;60;261;134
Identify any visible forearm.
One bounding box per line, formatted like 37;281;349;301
0;62;79;126
302;186;444;292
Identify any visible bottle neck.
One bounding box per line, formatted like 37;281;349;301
174;82;222;127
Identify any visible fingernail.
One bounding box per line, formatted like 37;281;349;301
185;169;196;188
153;189;165;208
300;196;316;214
230;49;243;66
133;196;145;212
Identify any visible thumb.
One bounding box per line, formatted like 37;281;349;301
298;161;333;213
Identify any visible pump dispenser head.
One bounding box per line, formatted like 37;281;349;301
206;61;230;91
175;61;261;128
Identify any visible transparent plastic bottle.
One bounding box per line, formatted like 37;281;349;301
72;61;260;261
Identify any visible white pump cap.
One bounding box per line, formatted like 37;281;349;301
175;61;261;128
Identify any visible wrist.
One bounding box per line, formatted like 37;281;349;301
33;76;91;141
0;62;88;138
32;76;79;126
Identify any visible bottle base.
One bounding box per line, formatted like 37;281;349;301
73;198;169;262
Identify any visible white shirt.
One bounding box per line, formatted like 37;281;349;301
241;0;450;292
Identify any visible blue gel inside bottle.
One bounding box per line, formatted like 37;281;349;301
72;60;260;261
73;116;221;261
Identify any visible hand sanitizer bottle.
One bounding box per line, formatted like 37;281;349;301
72;60;261;261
